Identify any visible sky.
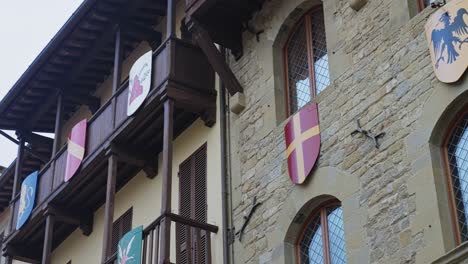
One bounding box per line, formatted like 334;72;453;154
0;0;84;167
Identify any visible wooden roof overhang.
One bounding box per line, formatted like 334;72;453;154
0;0;166;133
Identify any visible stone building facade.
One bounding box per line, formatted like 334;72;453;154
226;0;468;263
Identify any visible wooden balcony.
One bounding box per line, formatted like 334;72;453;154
3;37;215;262
104;213;218;264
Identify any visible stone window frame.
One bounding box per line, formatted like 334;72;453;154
296;199;345;264
283;5;329;117
441;107;468;246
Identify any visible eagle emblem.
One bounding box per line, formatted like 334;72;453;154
426;0;468;83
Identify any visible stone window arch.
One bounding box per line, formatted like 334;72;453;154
443;108;468;245
283;5;330;116
296;199;347;264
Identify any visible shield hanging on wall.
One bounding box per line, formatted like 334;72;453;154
127;51;152;116
16;171;38;230
284;103;321;185
64;119;87;182
425;0;468;83
117;226;143;264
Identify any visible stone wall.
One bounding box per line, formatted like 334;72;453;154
227;0;468;263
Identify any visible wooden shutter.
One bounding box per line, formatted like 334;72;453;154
176;144;208;264
111;207;133;255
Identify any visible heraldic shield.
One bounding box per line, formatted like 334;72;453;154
284;103;321;185
65;119;87;182
118;226;143;264
425;0;468;83
127;50;152;116
16;171;38;230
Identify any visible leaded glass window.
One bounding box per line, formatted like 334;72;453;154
446;113;468;243
285;6;330;116
298;204;347;264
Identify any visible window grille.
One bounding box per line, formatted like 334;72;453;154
298;203;347;264
285;6;330;115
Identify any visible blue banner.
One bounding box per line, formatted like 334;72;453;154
16;171;38;230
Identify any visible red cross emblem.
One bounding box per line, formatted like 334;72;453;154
284;103;321;184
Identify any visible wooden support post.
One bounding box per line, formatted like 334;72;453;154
52;92;63;157
7;137;25;231
41;213;55;264
159;99;174;264
101;152;118;264
4;137;24;264
167;0;176;39
111;26;123;128
11;137;25;198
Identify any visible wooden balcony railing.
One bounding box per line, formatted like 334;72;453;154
8;37;215;241
105;213;218;264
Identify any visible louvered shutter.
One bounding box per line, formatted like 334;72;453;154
177;158;192;264
194;145;207;264
111;208;133;255
176;144;208;264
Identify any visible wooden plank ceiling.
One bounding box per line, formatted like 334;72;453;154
0;0;166;133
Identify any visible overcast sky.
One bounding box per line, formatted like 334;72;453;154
0;1;84;167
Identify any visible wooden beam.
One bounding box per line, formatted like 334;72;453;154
167;0;177;39
189;21;243;96
101;153;118;264
159;99;174;264
44;206;80;226
52;93;63;157
22;132;53;149
41;214;55;264
4;245;40;264
108;144;158;178
111;26;123;129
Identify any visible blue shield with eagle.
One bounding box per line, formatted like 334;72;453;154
16;171;38;230
426;0;468;83
118;226;143;264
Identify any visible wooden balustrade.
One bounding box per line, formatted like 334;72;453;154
104;213;217;264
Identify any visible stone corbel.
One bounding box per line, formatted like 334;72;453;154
349;0;368;11
230;92;246;114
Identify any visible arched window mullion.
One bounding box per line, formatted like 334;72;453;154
297;201;346;264
320;208;331;264
444;141;463;245
305;14;317;99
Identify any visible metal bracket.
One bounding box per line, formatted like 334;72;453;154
227;227;236;245
350;120;385;149
235;196;262;242
431;0;446;8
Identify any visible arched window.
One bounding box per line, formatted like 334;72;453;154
284;6;330;116
297;202;347;264
445;111;468;244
